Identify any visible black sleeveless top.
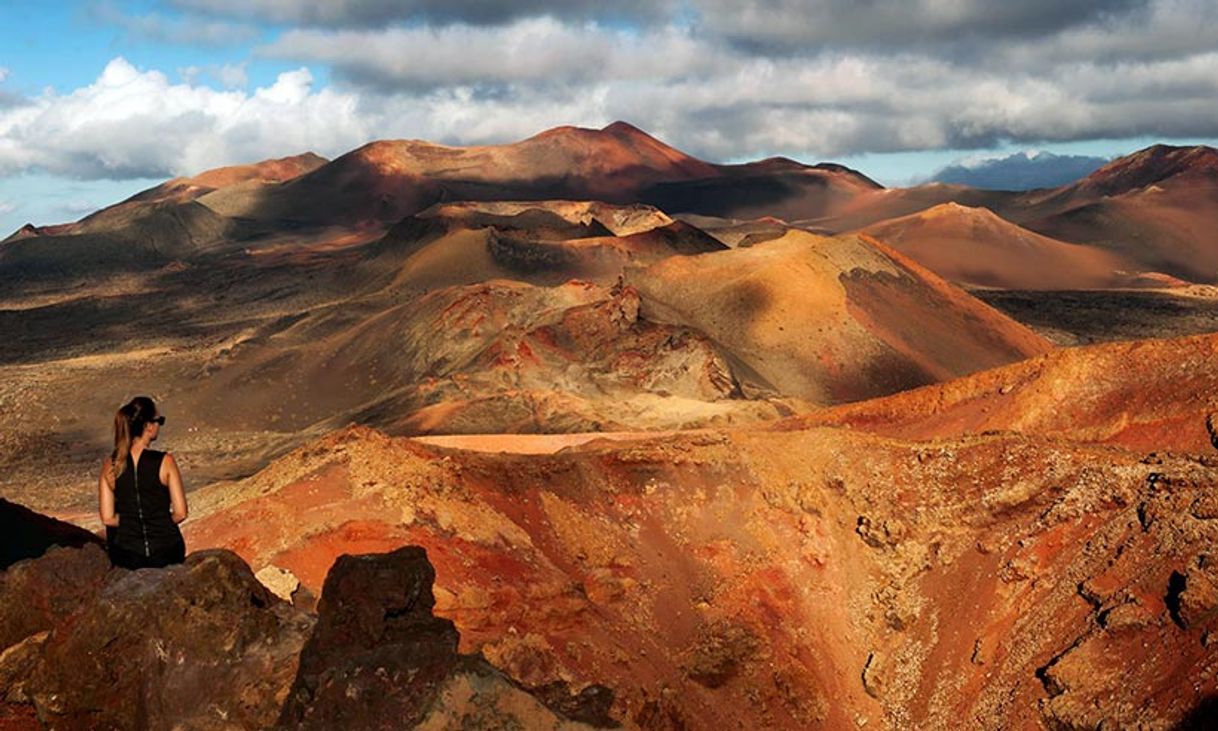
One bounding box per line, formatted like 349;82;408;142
112;449;183;558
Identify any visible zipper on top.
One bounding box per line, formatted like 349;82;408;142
133;452;150;557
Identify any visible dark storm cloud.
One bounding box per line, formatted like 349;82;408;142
692;0;1152;51
89;2;261;46
250;1;1218;160
169;0;676;26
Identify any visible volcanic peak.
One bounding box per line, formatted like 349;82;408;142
530;120;667;146
335;139;440;176
1077;143;1218;195
917;201;1004;221
313;121;718;185
521;120;719;178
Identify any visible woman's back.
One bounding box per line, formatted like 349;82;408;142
112;449;182;559
100;396;188;570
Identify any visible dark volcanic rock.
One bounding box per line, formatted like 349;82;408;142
279;545;613;730
0;498;104;569
27;549;313;731
0;543;110;653
279;545;460;728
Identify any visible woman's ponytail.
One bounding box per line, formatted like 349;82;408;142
112;406;133;481
110;396;158;482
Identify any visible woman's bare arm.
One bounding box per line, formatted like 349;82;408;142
98;458;119;527
163;453;188;524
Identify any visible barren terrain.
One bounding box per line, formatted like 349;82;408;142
2;124;1217;729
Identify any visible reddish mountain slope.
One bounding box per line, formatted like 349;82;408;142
1008;145;1218;283
802;145;1218;286
1050;144;1218;200
627;229;1051;404
79;153;328;231
859;202;1169;290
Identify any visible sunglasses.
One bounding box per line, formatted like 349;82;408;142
149;416;166;426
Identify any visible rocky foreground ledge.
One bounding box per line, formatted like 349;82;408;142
0;499;612;730
5;406;1218;730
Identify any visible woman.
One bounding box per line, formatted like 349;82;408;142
97;396;189;569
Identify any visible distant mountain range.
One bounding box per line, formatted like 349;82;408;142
930;151;1109;190
5;122;1217;286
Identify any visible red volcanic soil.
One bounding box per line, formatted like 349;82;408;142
180;421;1218;730
1019;184;1218;284
410;199;676;237
627;229;1051;405
0;152;330;267
859;202;1159;290
789;331;1218;453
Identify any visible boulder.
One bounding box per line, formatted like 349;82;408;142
279;545;614;730
27;549;314;731
0;543;110;653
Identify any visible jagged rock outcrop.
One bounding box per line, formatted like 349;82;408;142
0;543;110;656
0;500;619;731
279;545;613;730
23;549;314;730
0;545;111;725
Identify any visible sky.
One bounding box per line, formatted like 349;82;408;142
1;0;1217;235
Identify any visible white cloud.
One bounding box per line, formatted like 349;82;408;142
0;58;370;179
0;200;15;215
